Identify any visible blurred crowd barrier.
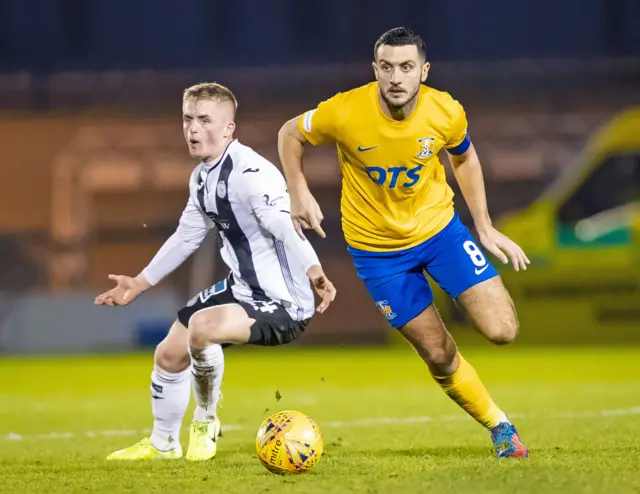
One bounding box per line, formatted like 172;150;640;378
0;61;638;353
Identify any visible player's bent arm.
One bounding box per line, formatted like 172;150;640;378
256;204;321;274
257;208;335;312
258;205;336;312
277;116;311;193
239;164;321;273
447;143;493;232
239;163;336;312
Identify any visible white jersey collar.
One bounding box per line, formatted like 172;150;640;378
202;139;238;171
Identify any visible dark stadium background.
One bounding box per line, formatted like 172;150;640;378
0;0;638;351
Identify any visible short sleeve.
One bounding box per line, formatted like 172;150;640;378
445;99;471;155
298;93;344;146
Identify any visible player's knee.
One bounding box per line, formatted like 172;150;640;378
155;339;189;372
428;346;456;368
424;341;458;375
487;308;519;345
188;311;226;347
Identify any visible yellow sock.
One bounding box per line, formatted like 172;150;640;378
432;353;505;428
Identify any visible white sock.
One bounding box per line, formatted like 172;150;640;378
149;365;191;451
498;411;510;424
189;344;225;422
490;411;511;429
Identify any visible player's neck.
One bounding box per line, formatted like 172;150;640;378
378;91;419;121
201;137;234;166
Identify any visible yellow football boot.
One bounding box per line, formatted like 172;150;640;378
185;419;221;461
106;437;182;460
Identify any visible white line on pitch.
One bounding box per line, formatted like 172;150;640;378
3;406;640;442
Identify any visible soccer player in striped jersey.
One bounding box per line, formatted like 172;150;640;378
95;82;336;461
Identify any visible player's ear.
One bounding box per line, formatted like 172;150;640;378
226;121;236;137
421;62;430;83
372;61;379;81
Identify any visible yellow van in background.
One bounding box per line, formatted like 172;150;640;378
438;107;640;345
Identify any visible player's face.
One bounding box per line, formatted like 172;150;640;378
182;98;236;162
373;44;429;110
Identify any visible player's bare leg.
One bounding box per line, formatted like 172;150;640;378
107;321;191;460
398;304;458;376
398;304;528;458
185;303;253;461
452;276;528;457
455;276;518;345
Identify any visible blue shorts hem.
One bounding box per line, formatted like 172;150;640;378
388;300;433;329
448;271;499;299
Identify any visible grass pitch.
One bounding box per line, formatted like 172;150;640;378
1;345;640;493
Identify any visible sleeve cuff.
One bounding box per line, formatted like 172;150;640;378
140;268;158;287
446;134;471;155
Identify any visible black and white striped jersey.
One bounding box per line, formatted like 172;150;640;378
141;139;319;321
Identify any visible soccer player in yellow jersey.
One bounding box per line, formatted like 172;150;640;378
278;27;530;458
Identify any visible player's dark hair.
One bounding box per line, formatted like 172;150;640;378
374;27;427;60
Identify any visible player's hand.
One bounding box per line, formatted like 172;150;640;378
290;187;326;239
477;226;530;271
94;274;151;306
307;265;336;314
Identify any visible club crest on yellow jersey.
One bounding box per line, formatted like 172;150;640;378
417;137;435;158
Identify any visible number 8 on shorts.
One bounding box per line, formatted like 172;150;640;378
463;240;487;268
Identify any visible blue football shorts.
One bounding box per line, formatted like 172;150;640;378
347;213;498;328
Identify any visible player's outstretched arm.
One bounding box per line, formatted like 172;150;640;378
278;116;326;239
240;165;336;313
94;195;213;306
447;144;530;271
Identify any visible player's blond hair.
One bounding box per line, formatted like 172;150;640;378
183;82;238;115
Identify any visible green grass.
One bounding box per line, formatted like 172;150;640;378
1;345;640;493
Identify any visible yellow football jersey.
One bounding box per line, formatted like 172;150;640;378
299;82;470;252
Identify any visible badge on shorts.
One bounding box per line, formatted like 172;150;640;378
200;279;227;303
375;300;397;321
